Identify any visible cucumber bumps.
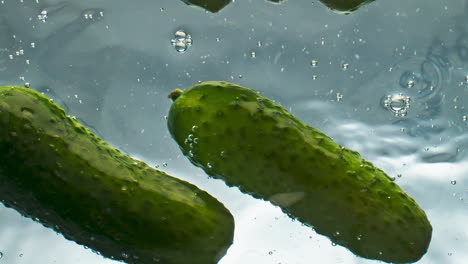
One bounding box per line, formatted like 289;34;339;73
167;81;432;263
0;85;234;264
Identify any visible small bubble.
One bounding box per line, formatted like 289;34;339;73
397;174;402;178
162;162;168;167
30;42;36;48
331;242;337;246
399;71;419;88
220;151;226;158
0;252;3;259
310;59;318;67
463;115;467;122
24;82;30;88
250;50;256;58
451;180;457;185
465;75;468;83
268;251;273;255
19;253;23;257
356;235;362;240
121;185;128;191
191;125;199;132
448;252;453;256
341;63;349;70
312;75;318;80
188;150;194;157
207;162;213;169
121;252;129;259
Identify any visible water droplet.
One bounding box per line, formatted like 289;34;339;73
383;94;411;117
207;162;213;169
38;10;48;22
341;63;349;70
171;30;192;53
451;180;457;185
24;82;30;88
310;59;318;67
162;162;168;167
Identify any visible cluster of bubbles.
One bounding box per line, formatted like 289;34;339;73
383;94;411;117
171;30;192;53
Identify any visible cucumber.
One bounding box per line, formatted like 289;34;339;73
319;0;375;14
180;0;231;13
0;85;234;264
167;81;432;264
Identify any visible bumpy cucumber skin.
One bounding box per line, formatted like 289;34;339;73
181;0;231;13
168;81;432;264
0;86;234;264
320;0;375;14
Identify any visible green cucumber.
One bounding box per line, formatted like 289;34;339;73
180;0;231;13
167;81;432;264
0;85;234;264
319;0;375;14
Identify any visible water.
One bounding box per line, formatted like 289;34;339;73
0;0;467;264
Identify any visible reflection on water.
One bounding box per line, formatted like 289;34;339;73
0;0;467;264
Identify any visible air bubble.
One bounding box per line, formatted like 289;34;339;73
191;125;199;132
24;82;30;88
162;162;168;167
451;180;457;185
171;30;192;53
341;63;349;70
399;71;419;88
310;59;318;67
268;251;273;255
207;162;213;169
38;10;48;22
383;94;411;117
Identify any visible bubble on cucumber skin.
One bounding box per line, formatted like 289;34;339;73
171;30;192;53
0;252;3;259
383;94;411;117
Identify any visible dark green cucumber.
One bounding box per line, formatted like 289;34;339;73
0;85;234;264
320;0;375;14
167;81;432;264
180;0;231;13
